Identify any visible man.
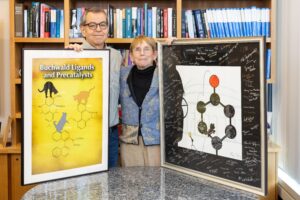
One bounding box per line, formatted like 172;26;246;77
68;7;122;167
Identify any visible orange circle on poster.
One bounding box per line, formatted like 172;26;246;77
209;75;219;88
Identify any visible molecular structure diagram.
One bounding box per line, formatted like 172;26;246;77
196;74;237;155
69;103;97;129
51;130;83;158
39;95;64;126
38;95;84;158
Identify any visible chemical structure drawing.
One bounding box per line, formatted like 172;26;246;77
69;87;98;129
196;74;236;156
38;95;64;126
37;94;84;158
51;111;84;158
51;130;83;158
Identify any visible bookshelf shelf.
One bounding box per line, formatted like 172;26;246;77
15;78;21;84
0;143;21;154
15;112;21;119
5;0;277;199
14;38;64;43
70;38;170;44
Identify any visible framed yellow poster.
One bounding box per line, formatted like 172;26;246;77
22;49;109;185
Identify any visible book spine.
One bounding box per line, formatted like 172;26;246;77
167;8;172;37
172;9;176;37
75;8;82;38
60;10;64;38
15;3;24;37
50;9;56;38
40;4;45;38
113;9;117;38
152;7;157;38
24;9;28;37
122;8;126;38
44;9;50;38
163;8;168;38
125;8;132;38
137;8;141;36
28;8;33;37
132;7;137;37
144;3;148;36
32;2;40;37
266;49;271;79
147;9;152;37
156;8;161;38
265;8;270;37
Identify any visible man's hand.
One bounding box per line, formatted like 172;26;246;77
65;43;83;52
165;37;176;45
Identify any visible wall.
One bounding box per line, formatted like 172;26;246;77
0;0;10;134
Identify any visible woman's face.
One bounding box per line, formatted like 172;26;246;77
130;41;157;70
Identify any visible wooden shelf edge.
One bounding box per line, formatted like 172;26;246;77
15;78;21;84
14;37;65;43
0;143;21;154
15;112;22;119
268;140;280;153
70;37;271;44
267;78;274;84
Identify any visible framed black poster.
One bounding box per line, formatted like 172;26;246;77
158;37;267;195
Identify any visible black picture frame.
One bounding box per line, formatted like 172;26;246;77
158;37;267;195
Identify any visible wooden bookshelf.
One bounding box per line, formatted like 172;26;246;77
2;0;277;199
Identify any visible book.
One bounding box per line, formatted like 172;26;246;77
40;3;50;38
132;7;138;37
125;8;132;38
31;2;40;38
50;9;57;38
24;9;28;37
107;4;115;38
266;49;271;79
44;9;50;38
56;9;61;38
167;8;172;37
28;7;33;37
193;9;205;38
144;3;148;36
15;3;24;37
163;8;168;38
152;7;157;38
172;8;176;37
60;10;64;38
147;9;152;37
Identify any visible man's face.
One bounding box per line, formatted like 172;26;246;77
81;12;108;49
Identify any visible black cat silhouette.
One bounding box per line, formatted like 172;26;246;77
38;81;58;98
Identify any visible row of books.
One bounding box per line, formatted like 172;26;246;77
15;2;64;38
15;4;270;40
70;5;177;39
70;8;85;38
182;7;271;39
106;4;176;39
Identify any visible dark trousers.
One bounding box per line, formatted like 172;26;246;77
108;125;119;168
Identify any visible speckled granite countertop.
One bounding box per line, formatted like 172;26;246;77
22;167;258;200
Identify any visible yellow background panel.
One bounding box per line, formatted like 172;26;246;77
31;58;103;174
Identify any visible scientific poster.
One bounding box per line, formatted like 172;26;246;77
158;38;267;195
22;49;109;185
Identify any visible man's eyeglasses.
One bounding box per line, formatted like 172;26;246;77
84;22;108;30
